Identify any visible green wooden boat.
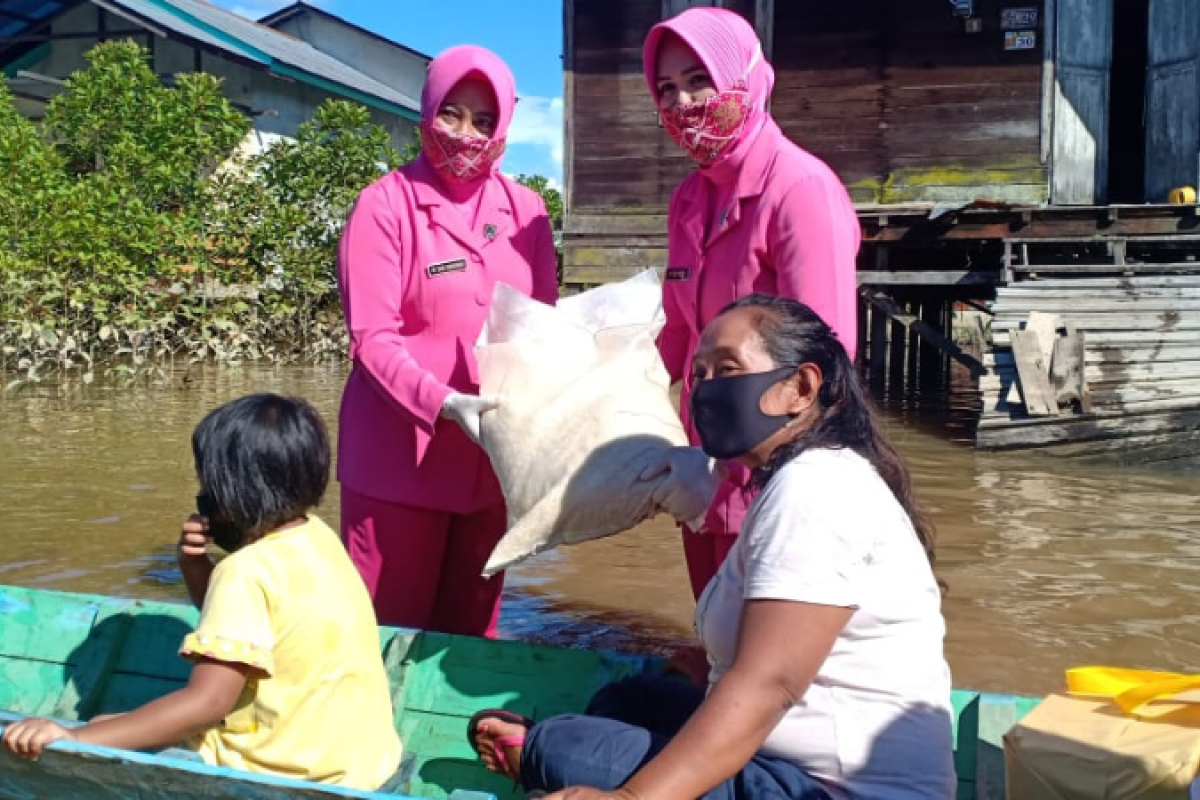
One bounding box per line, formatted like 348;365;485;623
0;585;1040;798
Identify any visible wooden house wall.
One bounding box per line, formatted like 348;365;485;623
568;1;689;213
563;0;1050;285
564;0;753;285
771;0;1048;205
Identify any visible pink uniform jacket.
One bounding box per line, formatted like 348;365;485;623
337;157;559;513
658;120;862;538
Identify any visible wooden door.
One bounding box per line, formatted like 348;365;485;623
1052;0;1114;204
1144;0;1200;203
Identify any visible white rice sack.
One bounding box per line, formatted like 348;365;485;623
476;270;701;576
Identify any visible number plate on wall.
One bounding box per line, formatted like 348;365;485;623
1001;7;1039;29
1004;30;1038;50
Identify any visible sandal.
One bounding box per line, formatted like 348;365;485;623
466;708;535;778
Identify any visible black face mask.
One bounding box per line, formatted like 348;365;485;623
195;493;245;552
690;367;796;460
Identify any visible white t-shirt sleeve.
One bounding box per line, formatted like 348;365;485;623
743;453;870;609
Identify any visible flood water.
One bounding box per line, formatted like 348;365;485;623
1;363;1198;697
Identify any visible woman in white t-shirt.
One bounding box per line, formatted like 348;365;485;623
468;294;955;799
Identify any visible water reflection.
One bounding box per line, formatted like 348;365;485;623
1;364;1198;696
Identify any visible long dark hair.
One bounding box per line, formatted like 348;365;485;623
725;294;937;568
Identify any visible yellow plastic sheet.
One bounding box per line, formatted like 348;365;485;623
1067;666;1200;718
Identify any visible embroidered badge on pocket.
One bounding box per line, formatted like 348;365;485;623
427;258;467;277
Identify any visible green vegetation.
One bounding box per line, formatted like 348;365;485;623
514;173;563;230
0;40;563;386
514;173;565;283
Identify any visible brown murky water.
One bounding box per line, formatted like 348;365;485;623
1;364;1198;696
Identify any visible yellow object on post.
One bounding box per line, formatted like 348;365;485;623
1003;668;1200;799
1169;186;1197;204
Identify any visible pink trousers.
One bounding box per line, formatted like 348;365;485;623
340;487;508;638
681;529;739;601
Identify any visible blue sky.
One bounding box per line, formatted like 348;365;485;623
213;0;565;187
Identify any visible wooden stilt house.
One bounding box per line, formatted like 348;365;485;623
563;0;1200;464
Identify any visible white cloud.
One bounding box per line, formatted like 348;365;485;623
509;94;564;173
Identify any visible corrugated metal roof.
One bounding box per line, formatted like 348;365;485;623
0;0;420;119
258;2;432;64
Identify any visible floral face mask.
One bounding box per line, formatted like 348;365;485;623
421;120;507;183
658;44;762;168
660;87;753;167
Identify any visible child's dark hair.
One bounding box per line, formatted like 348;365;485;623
723;294;937;570
192;393;330;541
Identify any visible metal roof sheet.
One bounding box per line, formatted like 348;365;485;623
0;0;420;118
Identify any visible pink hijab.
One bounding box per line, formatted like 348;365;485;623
642;8;776;179
418;45;517;206
421;44;517;142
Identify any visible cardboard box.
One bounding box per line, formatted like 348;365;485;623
1004;693;1200;799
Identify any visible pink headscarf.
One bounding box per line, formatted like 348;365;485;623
419;46;516;202
422;44;517;141
642;8;776;176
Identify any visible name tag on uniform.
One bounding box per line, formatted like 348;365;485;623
665;267;692;281
427;258;467;277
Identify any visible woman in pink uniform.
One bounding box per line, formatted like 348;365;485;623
645;7;862;599
336;45;558;636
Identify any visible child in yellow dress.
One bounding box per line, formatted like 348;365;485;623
2;393;402;791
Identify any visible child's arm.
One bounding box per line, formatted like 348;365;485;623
177;515;215;609
2;658;251;759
